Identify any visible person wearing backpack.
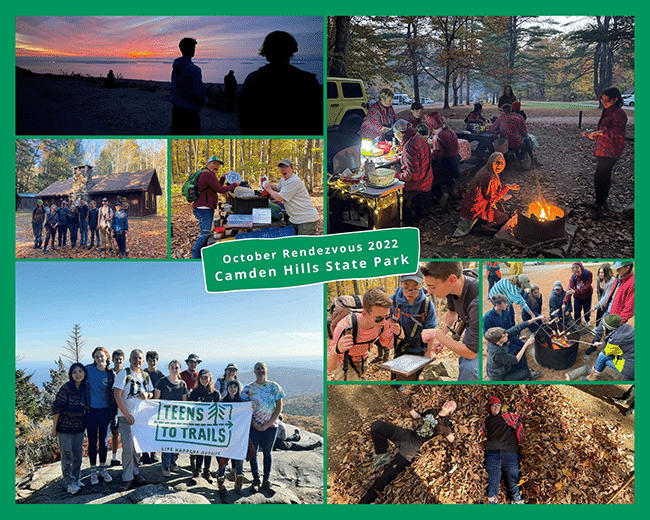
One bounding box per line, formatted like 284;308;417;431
421;262;480;381
113;349;153;491
390;267;438;382
327;287;396;381
188;156;240;259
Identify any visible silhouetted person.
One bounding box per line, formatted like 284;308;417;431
224;70;237;112
238;31;322;135
102;69;116;88
170;37;206;135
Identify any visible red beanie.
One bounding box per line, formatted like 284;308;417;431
426;111;444;129
487;396;502;411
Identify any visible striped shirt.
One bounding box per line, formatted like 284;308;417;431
489;278;531;313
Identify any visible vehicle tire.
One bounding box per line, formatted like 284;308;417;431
629;101;634;106
339;113;364;134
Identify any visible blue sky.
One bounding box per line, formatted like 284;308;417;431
16;262;323;367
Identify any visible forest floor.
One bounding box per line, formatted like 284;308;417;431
170;190;324;258
15;211;168;259
481;262;634;382
327;384;634;504
331;104;635;259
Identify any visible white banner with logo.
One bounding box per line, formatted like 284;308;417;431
131;399;252;458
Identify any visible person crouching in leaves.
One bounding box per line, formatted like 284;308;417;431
481;396;524;504
359;400;457;504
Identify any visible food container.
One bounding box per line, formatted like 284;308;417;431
376;141;393;153
367;168;395;187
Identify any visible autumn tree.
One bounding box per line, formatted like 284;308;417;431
15;369;42;421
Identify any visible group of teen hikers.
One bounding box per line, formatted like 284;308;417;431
32;198;129;257
52;348;284;497
484;261;634;381
328;261;480;382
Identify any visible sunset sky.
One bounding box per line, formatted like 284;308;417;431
15;16;323;59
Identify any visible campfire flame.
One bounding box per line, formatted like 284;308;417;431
528;200;565;222
550;335;570;349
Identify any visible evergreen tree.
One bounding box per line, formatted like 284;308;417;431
40;357;69;416
15;369;42;421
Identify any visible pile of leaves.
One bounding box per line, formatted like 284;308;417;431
328;385;634;504
15;213;168;259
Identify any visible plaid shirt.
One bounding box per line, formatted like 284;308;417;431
432;126;460;159
396;128;433;192
595;106;627;158
481;411;524;445
489;112;527;148
460;172;510;224
359;102;395;140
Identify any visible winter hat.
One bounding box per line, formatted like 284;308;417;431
603;314;623;331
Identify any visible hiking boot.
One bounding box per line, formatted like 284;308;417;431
202;469;213;484
98;467;112;482
162;467;171;477
189;470;200;486
218;476;227;497
261;480;272;492
250;478;261;493
528;371;542;380
140;453;151;465
118;480;132;492
150;454;159;464
234;475;243;495
90;471;99;485
110;459;121;467
371;452;392;469
585;345;597;355
67;482;81;495
133;474;147;486
170;464;181;472
76;478;85;488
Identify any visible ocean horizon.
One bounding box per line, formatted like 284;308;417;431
18;356;323;390
16;55;324;84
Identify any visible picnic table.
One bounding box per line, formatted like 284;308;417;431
456;130;498;158
328;175;404;232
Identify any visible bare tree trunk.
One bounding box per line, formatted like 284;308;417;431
329;16;351;77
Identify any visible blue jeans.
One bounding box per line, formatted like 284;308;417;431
485;450;521;502
594;352;618;373
249;426;278;481
79;220;88;245
161;452;178;470
217;459;243;476
191;208;214;259
458;354;479;381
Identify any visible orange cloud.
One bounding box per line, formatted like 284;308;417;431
127;50;155;58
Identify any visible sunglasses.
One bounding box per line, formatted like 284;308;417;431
373;314;393;323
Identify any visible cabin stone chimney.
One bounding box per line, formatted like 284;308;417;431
70;165;93;206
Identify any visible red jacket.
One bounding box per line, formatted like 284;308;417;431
359;102;395;140
396;128;433;192
192;169;237;210
489;112;526;148
563;262;593;303
595;106;627;158
432;126;459;160
608;272;635;322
